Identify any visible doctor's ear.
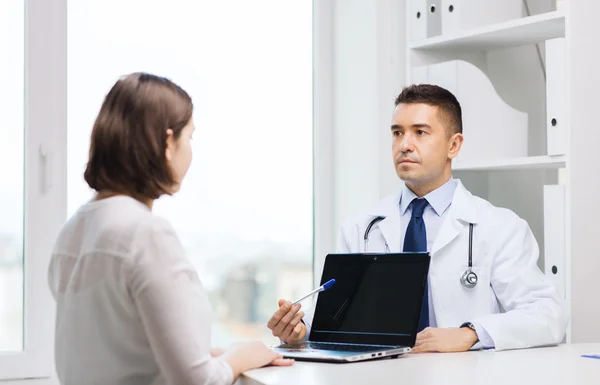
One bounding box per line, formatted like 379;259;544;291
447;133;464;160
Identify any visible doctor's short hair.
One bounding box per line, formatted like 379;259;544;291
394;84;463;135
84;72;193;199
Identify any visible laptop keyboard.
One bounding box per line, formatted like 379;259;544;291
308;342;391;352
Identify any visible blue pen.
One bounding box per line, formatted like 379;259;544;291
581;354;600;360
292;279;336;305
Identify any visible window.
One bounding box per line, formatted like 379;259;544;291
0;0;66;380
67;0;313;346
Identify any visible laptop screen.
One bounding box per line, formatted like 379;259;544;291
309;253;430;347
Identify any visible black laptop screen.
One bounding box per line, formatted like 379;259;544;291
309;253;430;347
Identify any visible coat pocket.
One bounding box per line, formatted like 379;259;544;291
431;265;495;327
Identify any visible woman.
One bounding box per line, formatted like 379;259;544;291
48;73;294;385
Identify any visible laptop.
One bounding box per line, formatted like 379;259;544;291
272;252;430;363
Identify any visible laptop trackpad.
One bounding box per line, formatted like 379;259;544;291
273;347;376;359
274;343;391;356
277;349;364;358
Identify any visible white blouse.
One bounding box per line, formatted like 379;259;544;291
48;196;233;385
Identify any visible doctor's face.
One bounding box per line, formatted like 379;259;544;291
391;103;463;192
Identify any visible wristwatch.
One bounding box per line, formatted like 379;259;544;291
460;322;479;342
460;322;476;332
460;322;480;347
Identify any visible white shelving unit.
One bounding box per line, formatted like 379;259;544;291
410;10;565;51
453;155;566;172
405;1;572;339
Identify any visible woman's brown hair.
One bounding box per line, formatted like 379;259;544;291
84;72;193;199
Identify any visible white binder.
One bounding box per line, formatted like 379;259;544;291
409;0;443;41
546;38;566;156
427;1;442;38
409;0;427;42
543;184;566;299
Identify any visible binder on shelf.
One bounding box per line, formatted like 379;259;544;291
427;1;442;38
409;0;427;42
546;38;566;156
414;60;528;162
409;0;442;42
543;184;566;299
441;0;522;35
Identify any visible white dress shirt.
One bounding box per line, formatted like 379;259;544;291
48;196;234;385
400;177;494;348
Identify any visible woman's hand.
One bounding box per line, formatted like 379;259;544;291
222;341;294;380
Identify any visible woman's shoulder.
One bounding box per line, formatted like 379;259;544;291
55;196;176;259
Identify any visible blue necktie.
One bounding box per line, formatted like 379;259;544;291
403;198;429;332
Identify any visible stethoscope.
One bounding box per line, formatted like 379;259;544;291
364;217;478;289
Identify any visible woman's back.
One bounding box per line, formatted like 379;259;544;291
47;73;292;385
48;196;232;385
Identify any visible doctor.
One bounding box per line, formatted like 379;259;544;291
267;84;568;352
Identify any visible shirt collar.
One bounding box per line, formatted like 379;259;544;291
400;177;458;217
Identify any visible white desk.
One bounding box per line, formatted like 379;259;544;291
240;343;600;385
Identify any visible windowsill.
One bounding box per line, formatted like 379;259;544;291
0;378;58;385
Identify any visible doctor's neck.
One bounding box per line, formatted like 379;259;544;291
404;172;452;198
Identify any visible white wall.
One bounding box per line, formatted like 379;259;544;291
332;0;407;231
375;0;409;197
313;0;407;282
331;0;382;231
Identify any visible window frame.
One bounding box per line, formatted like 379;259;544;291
1;0;335;378
0;0;66;380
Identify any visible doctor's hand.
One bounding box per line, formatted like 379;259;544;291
411;327;478;353
267;299;306;344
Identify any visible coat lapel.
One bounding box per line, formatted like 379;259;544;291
367;192;402;252
431;181;479;255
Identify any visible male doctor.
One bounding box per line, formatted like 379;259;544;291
267;84;568;352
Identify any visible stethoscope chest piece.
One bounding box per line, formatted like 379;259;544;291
460;269;478;288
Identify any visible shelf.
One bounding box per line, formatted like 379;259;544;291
410;11;565;51
452;155;566;172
